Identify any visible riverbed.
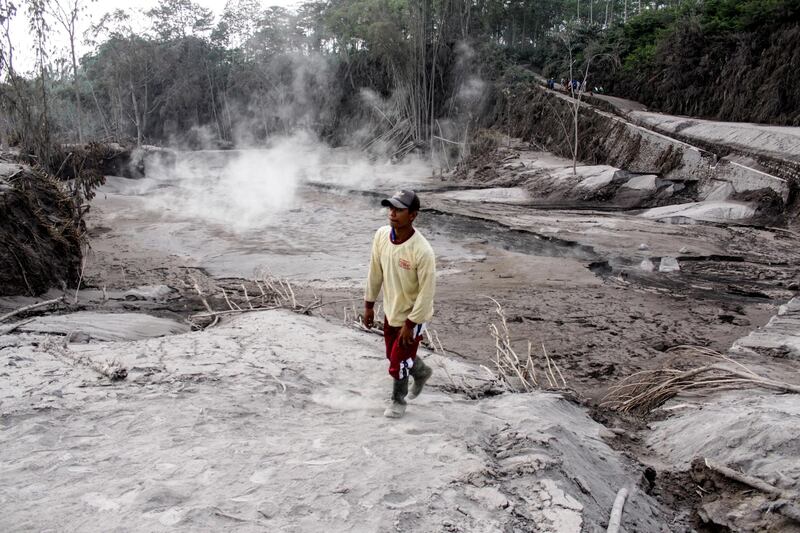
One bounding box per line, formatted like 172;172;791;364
4;145;800;531
82;147;799;400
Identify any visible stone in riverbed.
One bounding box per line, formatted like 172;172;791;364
659;257;680;272
621;174;659;191
640;201;756;223
640;258;655;272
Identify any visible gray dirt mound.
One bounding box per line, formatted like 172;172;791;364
0;160;83;296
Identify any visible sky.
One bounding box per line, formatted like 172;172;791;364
6;0;300;73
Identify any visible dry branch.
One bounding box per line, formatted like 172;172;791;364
428;329;457;389
189;278;219;328
187;275;337;327
704;459;799;501
190;306;282;320
602;347;800;413
0;296;65;323
486;297;567;392
0;318;34;335
46;339;127;381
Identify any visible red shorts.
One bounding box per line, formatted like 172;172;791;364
384;322;423;379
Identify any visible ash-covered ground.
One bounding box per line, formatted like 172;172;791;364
2;140;800;531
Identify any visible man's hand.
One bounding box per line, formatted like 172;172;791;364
363;307;375;328
399;322;415;346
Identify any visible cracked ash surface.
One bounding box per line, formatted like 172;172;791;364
1;311;669;532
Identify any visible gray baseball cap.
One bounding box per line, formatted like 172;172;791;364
381;190;420;211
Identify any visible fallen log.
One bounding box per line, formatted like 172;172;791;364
704;459;799;500
0;296;64;323
704;458;800;524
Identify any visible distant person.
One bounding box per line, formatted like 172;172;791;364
364;190;436;418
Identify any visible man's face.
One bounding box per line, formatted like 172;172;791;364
388;206;417;228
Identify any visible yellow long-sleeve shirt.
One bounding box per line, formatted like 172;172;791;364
365;225;436;327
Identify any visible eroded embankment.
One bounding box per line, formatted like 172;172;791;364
480;85;796;221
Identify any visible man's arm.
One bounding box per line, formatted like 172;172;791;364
364;230;383;327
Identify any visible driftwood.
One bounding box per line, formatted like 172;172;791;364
0;296;64;323
606;488;628;533
704;459;800;523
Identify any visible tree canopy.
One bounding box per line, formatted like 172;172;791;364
1;0;797;161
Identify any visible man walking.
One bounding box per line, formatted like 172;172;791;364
364;190;436;418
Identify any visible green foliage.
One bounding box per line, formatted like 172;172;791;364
501;64;538;85
3;0;799;151
702;0;800;32
147;0;213;40
585;0;800;125
622;42;656;71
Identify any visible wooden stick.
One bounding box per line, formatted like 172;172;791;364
241;284;254;310
73;244;89;303
297;297;321;315
431;329;458;389
192;282;214;314
284;280;297;309
221;288;240;311
190;305;281;320
0;318;34;335
704;459;799;500
189;280;219;327
606;488;628;533
770;500;800;523
0;297;64;323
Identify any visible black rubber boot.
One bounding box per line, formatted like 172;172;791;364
384;377;408;418
408;358;433;400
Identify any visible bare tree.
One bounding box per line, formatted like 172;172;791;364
560;31;619;175
50;0;83;142
26;0;53;166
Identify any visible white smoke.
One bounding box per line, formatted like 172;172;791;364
137;131;431;233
